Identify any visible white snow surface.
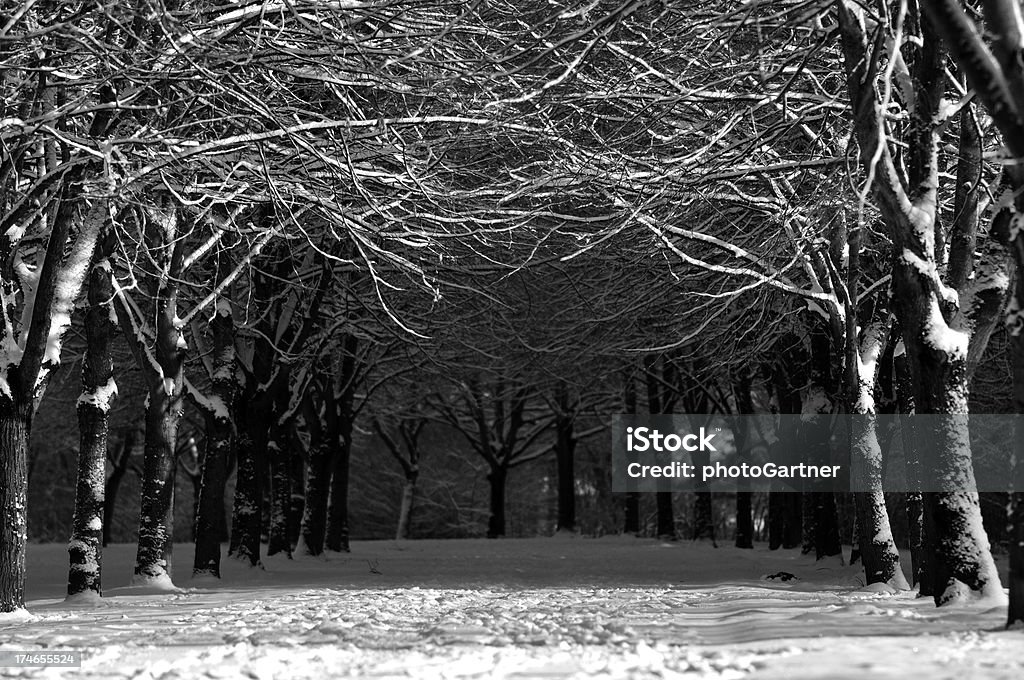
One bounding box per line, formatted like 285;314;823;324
2;538;1020;679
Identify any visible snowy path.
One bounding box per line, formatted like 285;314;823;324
1;539;1020;679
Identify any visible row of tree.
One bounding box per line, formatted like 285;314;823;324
0;0;1022;628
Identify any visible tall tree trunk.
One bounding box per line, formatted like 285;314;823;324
121;203;186;586
486;465;507;538
622;370;640;535
645;356;675;540
229;399;264;567
847;316;908;587
0;404;31;612
325;358;357;553
193;413;231;577
68;260;117;599
396;471;418;540
734;375;755;549
325;439;351;551
298;393;331;555
895;349;929;592
554;385;576;533
325;335;358;552
656;492;675;540
1010;220;1024;626
837;0;1003;605
894;271;1002;603
192;301;236;579
287;443;304;550
266;439;293;558
768;491;784;551
324;406;353;552
134;378;181;585
624;493;640;535
804;324;841;561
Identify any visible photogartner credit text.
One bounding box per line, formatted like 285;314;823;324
611;414;1024;493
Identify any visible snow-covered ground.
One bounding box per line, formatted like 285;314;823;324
1;537;1020;679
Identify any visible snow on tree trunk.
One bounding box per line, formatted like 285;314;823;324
486;465;507;538
134;378;181;586
893;263;1003;604
131;206;186;588
0;405;30;612
894;350;929;592
849;325;908;589
0;188;104;611
68;260;117;600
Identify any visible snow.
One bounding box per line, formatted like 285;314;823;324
76;377;118;412
41;206;104;368
3;539;1019;678
923;297;968;358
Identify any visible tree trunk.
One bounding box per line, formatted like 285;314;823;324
554;397;576;533
486;466;507;538
894;267;1002;603
1010;268;1024;625
396;472;418;540
229;411;264;567
734;376;755;549
768;491;785;550
133;379;181;585
68;260;117;599
622;371;639;535
325;335;359;552
735;492;753;549
624;493;640;535
325;433;352;551
804;325;841;561
192;301;236;579
781;494;802;549
848;325;908;588
266;438;293;558
894;350;929;592
691;490;714;543
193;413;231;578
1009;490;1024;626
0;405;31;612
851;417;907;587
287;445;304;550
298;425;332;556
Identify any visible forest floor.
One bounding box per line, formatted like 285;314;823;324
0;536;1020;679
